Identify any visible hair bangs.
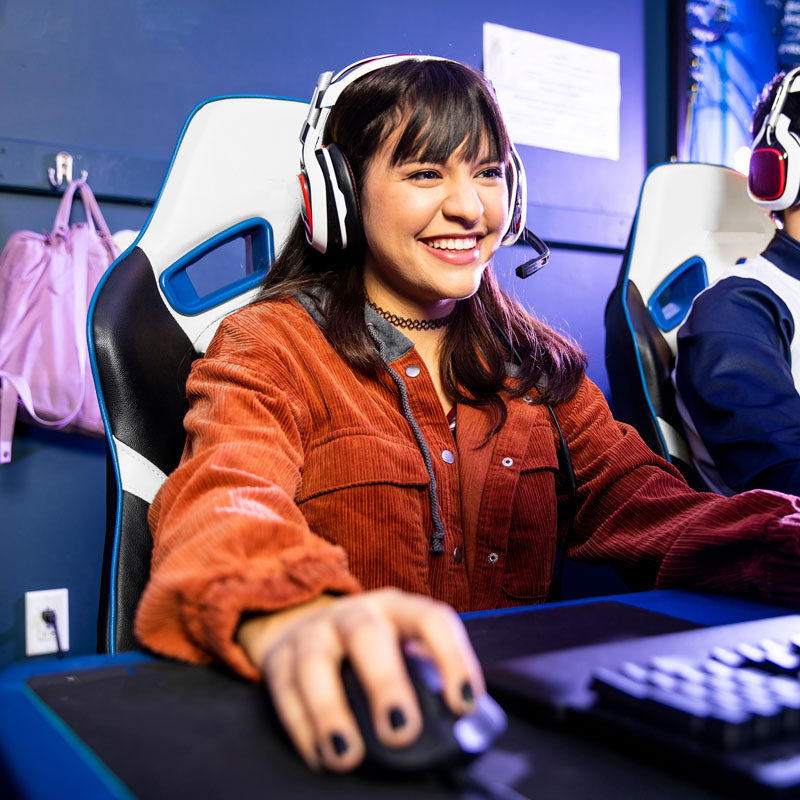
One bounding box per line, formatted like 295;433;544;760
389;63;509;166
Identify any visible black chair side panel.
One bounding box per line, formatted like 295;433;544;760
92;247;197;652
106;492;156;652
605;280;670;458
92;247;196;474
605;280;705;488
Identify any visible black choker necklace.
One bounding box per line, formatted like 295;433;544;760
366;298;455;330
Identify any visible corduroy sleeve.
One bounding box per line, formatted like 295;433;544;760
135;309;362;680
555;377;800;606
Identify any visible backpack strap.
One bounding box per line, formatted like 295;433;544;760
0;376;18;463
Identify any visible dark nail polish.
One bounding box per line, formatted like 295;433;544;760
389;707;406;729
331;732;348;755
461;681;474;704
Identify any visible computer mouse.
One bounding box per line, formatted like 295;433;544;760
340;651;507;772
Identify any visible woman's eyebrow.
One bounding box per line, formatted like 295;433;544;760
393;154;439;166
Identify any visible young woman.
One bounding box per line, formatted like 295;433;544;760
135;55;800;773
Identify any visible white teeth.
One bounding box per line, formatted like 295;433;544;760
426;237;477;251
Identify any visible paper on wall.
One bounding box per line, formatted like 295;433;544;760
483;22;621;161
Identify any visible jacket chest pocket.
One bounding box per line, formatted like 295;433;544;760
297;433;430;501
297;433;434;584
501;424;559;604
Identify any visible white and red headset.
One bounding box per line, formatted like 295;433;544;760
748;66;800;211
297;54;528;255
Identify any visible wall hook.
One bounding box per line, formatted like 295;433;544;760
48;152;74;187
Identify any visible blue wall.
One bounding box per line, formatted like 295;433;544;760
0;0;659;669
686;0;780;166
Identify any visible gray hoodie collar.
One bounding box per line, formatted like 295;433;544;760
294;288;415;363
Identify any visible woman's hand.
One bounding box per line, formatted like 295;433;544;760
236;588;484;772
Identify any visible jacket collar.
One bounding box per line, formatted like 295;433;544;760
764;230;800;281
293;288;415;363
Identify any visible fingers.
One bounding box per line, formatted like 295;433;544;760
374;589;486;716
264;640;323;770
259;589;485;773
335;601;424;748
292;620;365;772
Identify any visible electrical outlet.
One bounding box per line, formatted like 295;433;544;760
25;588;69;656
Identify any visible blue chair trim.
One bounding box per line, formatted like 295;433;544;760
647;256;709;332
158;218;273;315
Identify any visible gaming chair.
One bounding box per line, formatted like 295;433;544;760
89;95;309;652
604;162;774;488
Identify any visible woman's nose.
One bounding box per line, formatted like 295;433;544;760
441;178;483;225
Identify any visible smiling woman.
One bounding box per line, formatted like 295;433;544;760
135;54;800;777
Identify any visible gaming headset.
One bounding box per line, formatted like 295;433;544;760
748;66;800;212
297;54;549;277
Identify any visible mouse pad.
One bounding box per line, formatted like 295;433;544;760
27;602;700;799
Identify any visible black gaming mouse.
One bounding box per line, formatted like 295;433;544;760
340;651;507;772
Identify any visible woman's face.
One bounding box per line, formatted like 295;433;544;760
360;125;510;318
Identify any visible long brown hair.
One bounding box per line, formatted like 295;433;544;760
256;59;586;429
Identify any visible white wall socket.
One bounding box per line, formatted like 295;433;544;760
25;588;69;656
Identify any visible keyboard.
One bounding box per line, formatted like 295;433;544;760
484;613;800;797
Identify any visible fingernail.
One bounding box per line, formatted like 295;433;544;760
331;732;348;755
461;681;474;704
388;707;406;729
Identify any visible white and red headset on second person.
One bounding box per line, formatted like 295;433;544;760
297;54;549;278
748;66;800;212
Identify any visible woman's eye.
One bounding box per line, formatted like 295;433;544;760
409;169;440;180
479;167;504;179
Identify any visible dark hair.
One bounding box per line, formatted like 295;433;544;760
256;59;586;430
752;71;800;139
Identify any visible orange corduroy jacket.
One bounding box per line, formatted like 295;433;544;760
136;296;800;680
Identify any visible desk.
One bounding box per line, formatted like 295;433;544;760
0;590;794;799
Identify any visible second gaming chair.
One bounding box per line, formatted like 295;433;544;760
604;162;774;488
89;94;309;653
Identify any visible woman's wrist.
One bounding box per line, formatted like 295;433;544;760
236;593;338;671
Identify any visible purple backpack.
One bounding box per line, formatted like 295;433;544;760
0;179;120;463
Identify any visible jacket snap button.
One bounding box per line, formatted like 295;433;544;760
405;365;421;377
453;546;463;563
502;457;514;467
487;552;499;564
523;394;535;404
441;449;455;464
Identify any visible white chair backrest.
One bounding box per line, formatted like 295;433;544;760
627;162;775;352
135;95;309;352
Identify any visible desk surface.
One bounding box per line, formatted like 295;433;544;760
1;590;794;800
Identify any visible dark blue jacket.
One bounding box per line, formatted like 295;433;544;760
673;231;800;495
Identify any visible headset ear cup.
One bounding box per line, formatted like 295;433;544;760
324;143;363;251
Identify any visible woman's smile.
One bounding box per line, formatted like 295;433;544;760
420;235;482;265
